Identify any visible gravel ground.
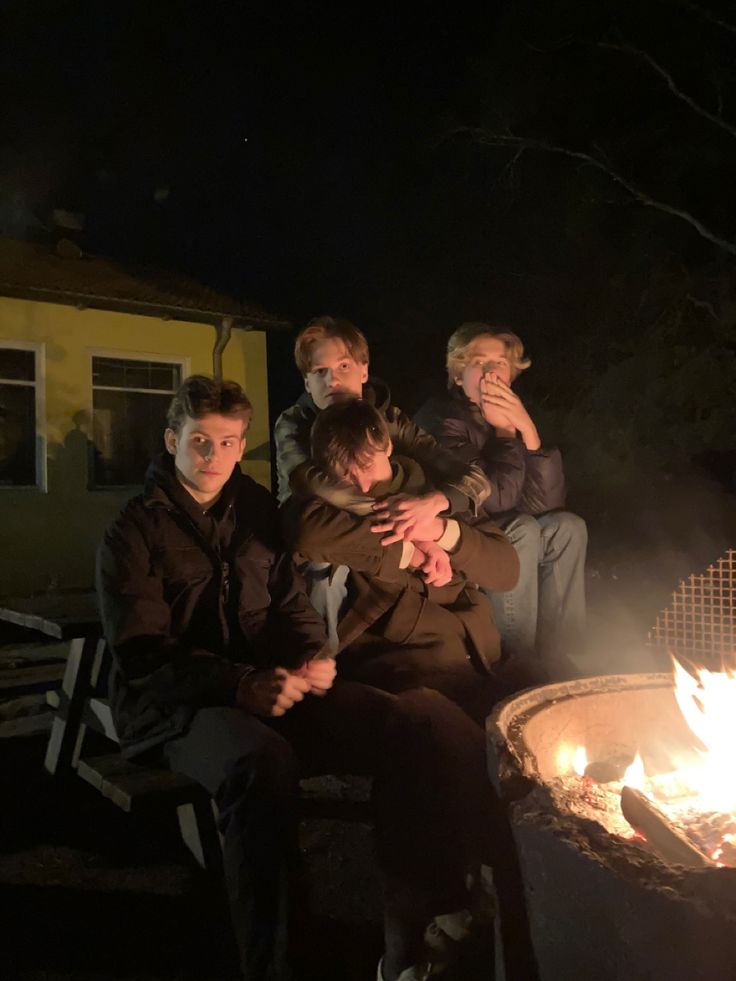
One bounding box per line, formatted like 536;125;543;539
0;732;393;981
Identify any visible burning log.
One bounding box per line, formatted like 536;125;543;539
620;786;716;869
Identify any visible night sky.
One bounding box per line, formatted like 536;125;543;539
3;1;736;451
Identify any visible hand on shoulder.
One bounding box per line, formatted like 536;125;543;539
370;491;449;545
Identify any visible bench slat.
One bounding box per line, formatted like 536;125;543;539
76;754;206;813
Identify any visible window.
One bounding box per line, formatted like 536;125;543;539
91;356;183;487
0;345;41;488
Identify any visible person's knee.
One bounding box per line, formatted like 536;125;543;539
504;513;541;556
394;685;449;713
391;685;487;734
224;728;297;805
550;511;588;550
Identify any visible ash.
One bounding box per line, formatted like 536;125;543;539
550;775;736;866
550;775;634;840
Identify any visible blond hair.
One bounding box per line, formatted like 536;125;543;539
294;315;369;377
446;322;531;387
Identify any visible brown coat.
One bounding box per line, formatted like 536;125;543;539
286;499;519;673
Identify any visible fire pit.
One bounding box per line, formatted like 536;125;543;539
487;672;736;981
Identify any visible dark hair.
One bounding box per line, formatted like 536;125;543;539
166;375;252;432
294;315;370;376
311;399;389;477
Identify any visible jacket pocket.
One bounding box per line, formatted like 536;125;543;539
450;587;499;673
155;544;212;585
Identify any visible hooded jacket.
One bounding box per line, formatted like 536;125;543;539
273;378;490;514
414;388;566;524
96;453;326;756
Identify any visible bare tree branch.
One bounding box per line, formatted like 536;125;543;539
460;128;736;255
494;146;524;188
599;38;736;139
686;293;720;320
674;0;736;35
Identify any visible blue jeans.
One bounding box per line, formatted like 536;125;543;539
487;511;588;678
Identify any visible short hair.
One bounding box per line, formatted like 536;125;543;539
311;399;389;477
446;322;531;387
294;315;370;376
166;375;252;433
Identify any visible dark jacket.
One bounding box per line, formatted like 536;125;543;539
285;492;520;672
414;389;566;524
97;453;326;756
274;378;490;513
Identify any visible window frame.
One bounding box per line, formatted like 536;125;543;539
0;339;47;492
88;347;190;490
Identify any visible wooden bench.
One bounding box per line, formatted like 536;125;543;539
0;595;222;873
44;636;225;874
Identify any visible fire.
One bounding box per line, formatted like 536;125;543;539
623;752;646;791
671;658;736;814
573;745;588;777
561;657;736;866
555;743;588;776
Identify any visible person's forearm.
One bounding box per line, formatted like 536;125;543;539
495;421;540;451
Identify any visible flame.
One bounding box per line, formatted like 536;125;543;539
672;657;736;813
560;659;736;864
572;745;588;777
623;752;646;790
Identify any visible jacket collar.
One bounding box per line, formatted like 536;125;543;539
294;376;393;419
450;384;485;423
142;452;242;517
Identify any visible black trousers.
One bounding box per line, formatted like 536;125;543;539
339;605;503;727
161;679;494;981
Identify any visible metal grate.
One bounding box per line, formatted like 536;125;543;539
648;549;736;670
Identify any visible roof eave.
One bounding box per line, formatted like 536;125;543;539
0;282;292;332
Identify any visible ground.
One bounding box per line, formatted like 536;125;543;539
0;729;388;981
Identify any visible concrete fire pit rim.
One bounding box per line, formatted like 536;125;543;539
486;672;674;793
487;671;673;746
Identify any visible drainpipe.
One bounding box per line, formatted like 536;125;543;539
213;316;233;379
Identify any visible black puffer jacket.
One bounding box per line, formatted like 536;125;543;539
274;378;490;513
414;389;566;524
97;453;326;756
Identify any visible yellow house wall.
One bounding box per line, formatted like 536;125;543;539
220;328;271;490
0;295;270;597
